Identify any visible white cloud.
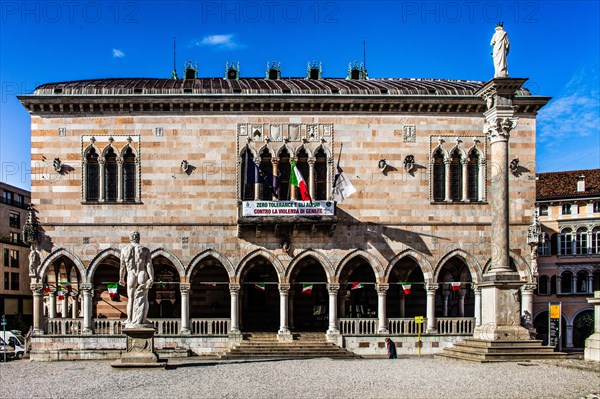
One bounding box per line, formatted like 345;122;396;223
193;34;241;50
112;48;125;58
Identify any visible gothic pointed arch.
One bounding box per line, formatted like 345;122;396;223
86;247;121;282
256;144;275;158
39;248;87;283
434;249;482;283
236;249;285;283
239;144;258;158
335;249;384;281
313;143;332;158
286;249;334;281
384;249;434;284
431;146;447;202
187;249;235;280
294;144;313;158
150;248;186;280
276;143;295;157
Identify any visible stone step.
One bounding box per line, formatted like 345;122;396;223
451;343;559;354
459;339;547;348
436;339;567;363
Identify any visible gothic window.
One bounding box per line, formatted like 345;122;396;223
296;148;310;200
467;150;480;201
560;228;573;255
576;271;588;293
591;227;600;254
449;149;462;201
539;205;548;216
104;148;118;202
314;148;327;200
562;203;572;215
538;232;551;256
123;147;136;202
560;271;573;293
85;147;99;201
432;149;445;202
278;148;291;201
258;148;273;201
538;275;549;295
241;148;255;201
576;227;588;255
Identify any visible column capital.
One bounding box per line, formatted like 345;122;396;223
307;157;316;166
80;283;93;291
458;288;467;298
483;116;518;143
47;286;57;294
229;283;241;293
272;157;280;165
30;283;44;294
426;283;439;293
278;283;291;294
116;156;124;165
376;284;389;294
327;283;340;294
521;284;537;293
472;284;481;293
180;283;191;294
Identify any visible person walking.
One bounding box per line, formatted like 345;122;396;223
385;338;397;359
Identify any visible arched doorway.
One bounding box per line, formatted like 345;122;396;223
339;256;377;319
189;257;230;319
573;310;594;349
90;255;126;319
289;257;328;331
533;311;567;348
436;257;474;317
388;257;426;318
148;256;181;319
240;257;279;331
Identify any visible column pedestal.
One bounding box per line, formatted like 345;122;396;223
277;284;292;342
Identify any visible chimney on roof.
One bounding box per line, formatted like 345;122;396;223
577;175;585;192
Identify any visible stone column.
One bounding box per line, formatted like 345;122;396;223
98;158;106;202
473;285;482;326
572;276;577;295
478;159;486;201
520;284;535;318
180;283;191;334
229;284;241;335
442;290;450;317
289;158;297;200
48;287;57;318
81;283;93;334
376;284;389;334
399;293;406;318
426;284;438;333
288;289;295;330
326;158;334;200
326;284;340;336
308;157;316;199
61;295;68;318
272;157;280;199
584;291;600;361
82;159;88;200
461;159;469;202
557;276;562;295
566;325;574;348
444;160;451;202
473;77;531;341
31;283;45;334
117;156;124;202
277;284;292;341
589;275;594;294
71;295;79;319
458;289;467;317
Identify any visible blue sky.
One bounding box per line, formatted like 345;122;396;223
1;0;599;190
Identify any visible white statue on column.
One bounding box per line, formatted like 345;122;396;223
28;243;41;278
490;22;510;77
119;231;154;328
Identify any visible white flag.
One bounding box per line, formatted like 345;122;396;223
332;167;356;202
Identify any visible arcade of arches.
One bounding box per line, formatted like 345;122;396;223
34;250;494;337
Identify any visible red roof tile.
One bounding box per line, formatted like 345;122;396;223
537;169;600;200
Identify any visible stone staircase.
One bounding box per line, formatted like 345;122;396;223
221;332;360;359
435;339;567;363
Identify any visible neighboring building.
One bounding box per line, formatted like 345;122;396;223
0;182;32;330
534;169;600;350
17;63;548;359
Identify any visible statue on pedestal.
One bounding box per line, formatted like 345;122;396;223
119;231;154;329
490;22;510;77
28;244;41;278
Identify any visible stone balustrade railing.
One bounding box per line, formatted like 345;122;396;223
339;318;379;335
151;319;180;335
46;318;83;335
436;317;475;335
388;318;425;335
191;318;230;335
94;318;123;335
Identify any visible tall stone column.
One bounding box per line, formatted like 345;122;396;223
473;77;530;341
308;157;316;199
458;289;467;317
326;284;340;337
48;287;57;318
444;160;451;202
81;283;93;334
376;284;389;334
520;284;535;318
117;156;124;202
272;157;280;199
180;283;191;334
61;295;68;318
473;285;482;326
399;293;406;318
277;284;292;341
229;284;241;335
461;159;469;202
31;283;45;334
98;158;106;202
71;296;79;319
442;290;450;317
426;284;438;333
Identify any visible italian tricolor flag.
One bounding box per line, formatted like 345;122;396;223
351;282;363;290
107;283;119;300
302;284;313;295
57;290;65;301
401;283;411;295
451;282;461;291
254;283;266;291
290;160;312;203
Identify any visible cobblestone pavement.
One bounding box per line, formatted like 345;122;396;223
0;356;598;399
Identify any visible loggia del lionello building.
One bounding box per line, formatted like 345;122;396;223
18;60;550;360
